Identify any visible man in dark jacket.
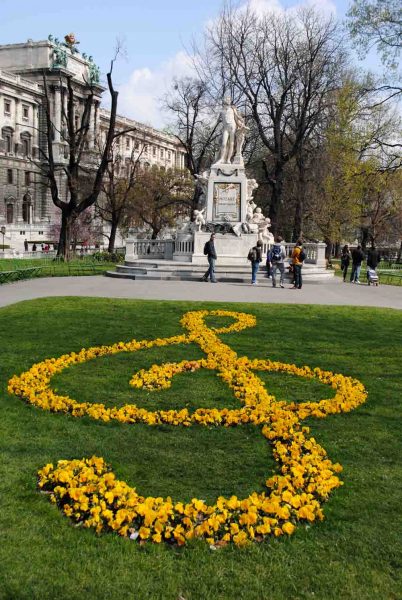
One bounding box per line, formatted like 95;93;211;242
367;246;380;269
350;245;365;284
248;239;263;284
366;245;380;283
202;234;217;282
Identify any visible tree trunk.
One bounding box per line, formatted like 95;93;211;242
361;227;369;251
108;217;118;253
57;210;76;261
292;154;305;242
292;200;303;243
151;228;159;240
268;164;285;235
325;238;333;265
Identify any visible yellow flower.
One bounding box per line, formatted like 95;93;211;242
27;309;367;546
282;522;295;535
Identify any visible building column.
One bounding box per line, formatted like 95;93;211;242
62;87;68;139
14;99;21;150
95;101;100;139
54;88;61;143
88;100;95;148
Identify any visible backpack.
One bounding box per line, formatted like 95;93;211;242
247;247;257;262
270;244;282;262
299;249;306;262
203;242;209;256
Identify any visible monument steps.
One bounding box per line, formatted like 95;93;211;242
106;260;333;282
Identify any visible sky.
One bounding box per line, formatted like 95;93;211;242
0;0;381;128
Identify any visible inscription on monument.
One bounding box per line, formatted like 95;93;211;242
213;183;241;221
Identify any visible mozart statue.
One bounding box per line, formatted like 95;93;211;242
216;97;249;165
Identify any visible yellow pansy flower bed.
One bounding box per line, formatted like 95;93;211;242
9;310;367;546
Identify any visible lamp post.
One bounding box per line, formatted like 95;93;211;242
0;226;5;251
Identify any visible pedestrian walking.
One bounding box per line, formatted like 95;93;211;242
367;245;380;270
201;233;217;283
350;245;365;284
247;239;263;284
366;244;380;284
340;245;351;282
269;236;286;288
291;240;305;289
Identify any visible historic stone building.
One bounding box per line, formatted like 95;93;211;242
0;38;186;252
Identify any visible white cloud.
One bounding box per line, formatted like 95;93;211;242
117;0;337;130
246;0;336;16
117;51;195;129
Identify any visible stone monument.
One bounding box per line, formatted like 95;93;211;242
173;96;272;263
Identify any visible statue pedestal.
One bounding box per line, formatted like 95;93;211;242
173;230;259;265
192;231;259;265
205;162;249;225
173;159;270;264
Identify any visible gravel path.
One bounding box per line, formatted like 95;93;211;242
0;275;401;309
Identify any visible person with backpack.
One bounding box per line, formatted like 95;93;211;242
340;244;351;282
350;244;365;284
269;236;286;288
291;240;305;289
248;239;263;284
201;233;218;282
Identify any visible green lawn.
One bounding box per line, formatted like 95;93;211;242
0;298;401;600
0;256;116;281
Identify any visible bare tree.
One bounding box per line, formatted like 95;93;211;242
200;5;346;232
164;77;220;214
96;135;145;252
37;53;120;259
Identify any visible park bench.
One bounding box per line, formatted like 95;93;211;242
0;266;42;285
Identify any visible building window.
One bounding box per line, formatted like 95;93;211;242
6;204;14;224
22;199;31;224
144;144;148;155
25;171;31;186
23;106;29;120
167;151;171;160
160;149;164;158
4;99;11;115
153;146;156;157
126;137;130;149
20;230;25;235
2;127;13;153
135;140;139;150
38;231;43;235
21;133;31;157
7;169;13;184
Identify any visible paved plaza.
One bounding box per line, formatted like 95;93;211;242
0;275;401;310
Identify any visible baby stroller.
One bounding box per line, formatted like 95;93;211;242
367;268;379;286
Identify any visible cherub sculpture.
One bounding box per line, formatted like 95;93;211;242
193;208;206;231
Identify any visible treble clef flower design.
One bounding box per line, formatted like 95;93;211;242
9;310;367;546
